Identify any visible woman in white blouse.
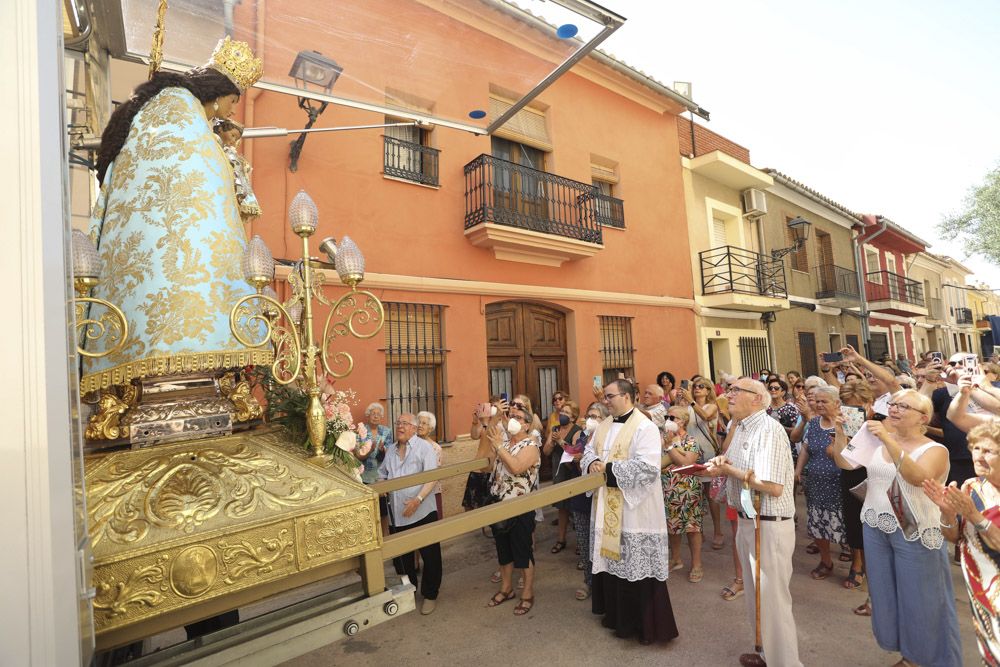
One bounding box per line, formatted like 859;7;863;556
831;388;962;667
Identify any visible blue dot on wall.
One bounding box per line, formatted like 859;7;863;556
468;109;486;119
556;24;578;39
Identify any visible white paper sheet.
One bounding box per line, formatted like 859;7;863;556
841;423;882;469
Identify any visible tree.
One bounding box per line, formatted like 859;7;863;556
939;164;1000;266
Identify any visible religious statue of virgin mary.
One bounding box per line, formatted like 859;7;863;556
81;37;270;398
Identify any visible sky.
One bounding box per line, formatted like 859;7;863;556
595;0;1000;287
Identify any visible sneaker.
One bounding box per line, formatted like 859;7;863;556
421;598;437;615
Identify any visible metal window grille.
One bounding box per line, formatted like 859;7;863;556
599;316;635;383
383;302;448;442
739;336;771;377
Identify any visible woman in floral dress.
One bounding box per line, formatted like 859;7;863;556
662;406;705;582
794;385;846;580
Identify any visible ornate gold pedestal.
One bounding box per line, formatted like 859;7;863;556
85;428;380;649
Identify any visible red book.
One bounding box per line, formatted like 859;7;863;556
672;463;708;476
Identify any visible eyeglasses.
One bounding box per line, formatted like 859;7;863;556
603;392;626;400
395;420;415;427
794;383;804;389
887;402;921;414
725;386;757;396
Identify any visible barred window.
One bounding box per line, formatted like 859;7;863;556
599;316;635;384
384;302;448;441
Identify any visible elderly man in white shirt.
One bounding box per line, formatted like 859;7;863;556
705;378;801;667
379;413;441;615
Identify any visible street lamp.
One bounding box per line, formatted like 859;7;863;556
771;216;812;259
288;50;343;172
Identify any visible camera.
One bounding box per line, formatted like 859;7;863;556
558;414;571;427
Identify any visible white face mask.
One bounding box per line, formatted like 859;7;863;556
662;419;679;434
584;417;598;433
490;405;498;417
506;417;522;435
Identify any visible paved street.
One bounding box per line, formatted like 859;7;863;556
282;493;979;667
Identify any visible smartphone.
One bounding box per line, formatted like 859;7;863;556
839;405;866;437
930;351;944;363
500;392;508;402
822;352;844;363
680;379;689;390
593;375;602;388
964;355;978;371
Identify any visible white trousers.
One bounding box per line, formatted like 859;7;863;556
737;517;802;667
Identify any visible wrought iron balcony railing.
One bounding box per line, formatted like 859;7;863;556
865;270;924;306
700;245;787;298
928;297;943;320
464;154;602;245
955;307;974;325
814;263;860;300
384;135;440;186
594;192;625;229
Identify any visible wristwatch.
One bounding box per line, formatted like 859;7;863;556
416;494;424;503
665;443;678;453
974;517;992;532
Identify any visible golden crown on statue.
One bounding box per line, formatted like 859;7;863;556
207;36;264;92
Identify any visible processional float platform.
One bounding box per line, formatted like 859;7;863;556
85;428;380;649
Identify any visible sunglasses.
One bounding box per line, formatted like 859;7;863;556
794;384;804;389
768;386;783;391
666;415;678;421
511;402;527;410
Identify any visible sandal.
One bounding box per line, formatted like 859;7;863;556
853;599;872;617
575;586;591;601
805;542;819;555
842;569;864;590
711;534;726;550
490;570;501;584
839;549;852;563
551;541;566;554
670;560;684;572
811;562;834;580
513;597;534;615
688;567;704;583
487;590;515;607
721;579;744;601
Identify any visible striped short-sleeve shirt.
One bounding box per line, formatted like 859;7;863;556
726;408;796;518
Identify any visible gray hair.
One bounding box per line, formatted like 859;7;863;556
364;402;385;418
744;379;770;405
813;385;841;404
416;410;437;430
587;402;610;419
803;376;828;390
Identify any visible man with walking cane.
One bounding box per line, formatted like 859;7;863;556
706;378;801;667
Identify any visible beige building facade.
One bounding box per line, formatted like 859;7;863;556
678;123;788;380
761;171;864;376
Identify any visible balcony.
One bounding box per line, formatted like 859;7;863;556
464;154;603;267
865;270;927;316
955;307;974;325
699;245;789;312
595;192;625;229
927;297;944;321
814;264;860;304
383;136;440;187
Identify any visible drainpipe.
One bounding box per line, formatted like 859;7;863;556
854;216;889;357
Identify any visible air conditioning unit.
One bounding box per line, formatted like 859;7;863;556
742;188;767;217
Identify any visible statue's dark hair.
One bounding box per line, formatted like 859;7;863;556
96;67;239;184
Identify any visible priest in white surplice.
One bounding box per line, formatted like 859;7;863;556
581;379;679;645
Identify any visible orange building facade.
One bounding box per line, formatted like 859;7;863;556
231;0;699;443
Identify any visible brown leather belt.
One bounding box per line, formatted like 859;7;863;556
738;513;792;521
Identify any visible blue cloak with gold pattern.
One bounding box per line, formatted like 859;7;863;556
81;87;271;393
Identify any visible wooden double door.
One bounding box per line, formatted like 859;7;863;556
486;302;568;478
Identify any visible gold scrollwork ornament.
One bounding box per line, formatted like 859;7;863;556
320;287;385;379
85;392;130;440
229;293;302;385
219;528;294;583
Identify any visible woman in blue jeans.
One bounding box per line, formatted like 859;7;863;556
832;389;962;667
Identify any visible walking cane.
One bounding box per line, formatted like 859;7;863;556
753;490;763;657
